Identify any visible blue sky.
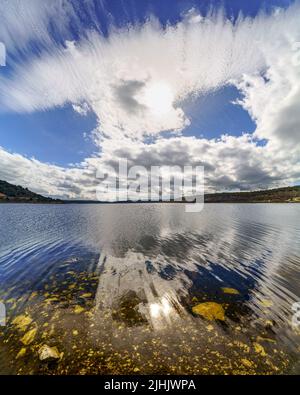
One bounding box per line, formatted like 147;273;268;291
0;0;299;197
0;0;293;166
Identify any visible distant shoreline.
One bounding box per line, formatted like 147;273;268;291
1;180;300;204
1;200;300;205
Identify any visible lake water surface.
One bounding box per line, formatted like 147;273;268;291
0;203;300;374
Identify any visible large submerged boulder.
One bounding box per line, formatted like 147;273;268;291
192;302;225;321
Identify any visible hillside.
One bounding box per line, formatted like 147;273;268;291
1;180;299;204
0;180;62;203
204;186;300;203
64;186;300;203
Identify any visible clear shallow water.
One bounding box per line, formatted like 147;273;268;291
0;203;300;374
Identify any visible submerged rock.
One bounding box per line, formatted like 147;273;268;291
192;302;225;321
12;315;33;331
38;344;62;362
21;327;37;345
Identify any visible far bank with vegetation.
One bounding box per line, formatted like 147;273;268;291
1;180;300;204
0;180;62;204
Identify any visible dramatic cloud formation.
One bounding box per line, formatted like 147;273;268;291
0;0;300;198
0;146;97;199
0;3;271;137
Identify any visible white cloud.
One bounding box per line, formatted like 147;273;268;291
0;0;76;54
236;42;300;148
0;1;300;197
1;131;299;200
0;146;100;199
0;3;283;138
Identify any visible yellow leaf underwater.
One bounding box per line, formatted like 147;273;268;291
21;328;37;345
222;287;240;295
16;348;27;359
234;341;250;353
241;358;254;368
44;297;59;304
253;342;267;357
260;300;273;308
74;305;85;314
256;336;276;344
81;293;92;298
192;302;225;321
12;315;33;331
29;291;38;300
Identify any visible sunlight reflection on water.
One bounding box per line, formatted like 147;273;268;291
0;203;300;374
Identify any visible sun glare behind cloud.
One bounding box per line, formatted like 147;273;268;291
141;82;174;115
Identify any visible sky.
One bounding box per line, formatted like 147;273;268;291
0;0;299;199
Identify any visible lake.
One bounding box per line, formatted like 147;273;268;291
0;203;300;374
